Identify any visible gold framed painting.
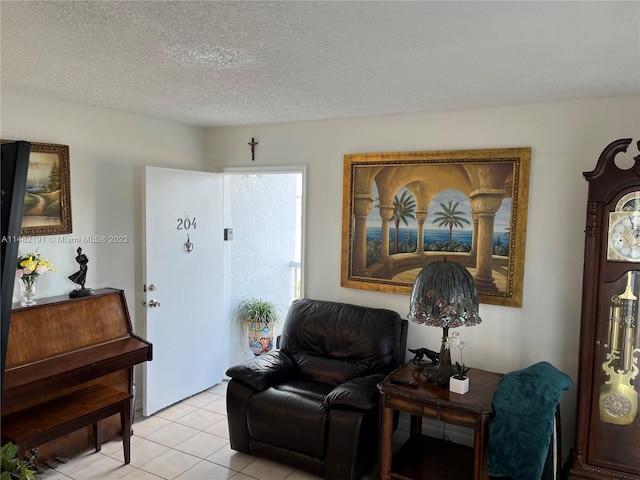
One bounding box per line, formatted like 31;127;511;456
1;140;72;236
341;147;531;307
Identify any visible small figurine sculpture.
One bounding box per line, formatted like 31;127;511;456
68;247;94;298
408;347;440;366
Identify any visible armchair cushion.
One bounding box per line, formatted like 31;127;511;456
248;380;333;458
324;374;386;410
281;299;402;385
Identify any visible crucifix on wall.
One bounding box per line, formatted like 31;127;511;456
248;138;258;161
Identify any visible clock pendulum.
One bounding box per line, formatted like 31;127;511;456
599;271;640;425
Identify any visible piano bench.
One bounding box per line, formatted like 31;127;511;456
1;384;133;464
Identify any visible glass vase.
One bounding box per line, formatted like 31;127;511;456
19;276;38;306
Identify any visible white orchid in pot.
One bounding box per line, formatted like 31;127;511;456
448;331;470;394
234;297;280;355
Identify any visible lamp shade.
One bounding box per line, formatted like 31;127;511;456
408;259;481;328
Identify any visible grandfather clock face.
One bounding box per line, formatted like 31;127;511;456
607;191;640;262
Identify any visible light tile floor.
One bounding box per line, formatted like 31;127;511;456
35;381;382;480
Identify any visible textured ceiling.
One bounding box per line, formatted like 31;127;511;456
1;1;639;127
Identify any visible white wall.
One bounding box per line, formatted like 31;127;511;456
204;94;640;455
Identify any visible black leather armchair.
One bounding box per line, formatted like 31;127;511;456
226;298;408;480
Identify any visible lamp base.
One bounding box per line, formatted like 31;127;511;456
424;363;456;387
423;340;456;387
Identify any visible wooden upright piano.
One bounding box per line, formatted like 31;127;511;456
1;288;152;461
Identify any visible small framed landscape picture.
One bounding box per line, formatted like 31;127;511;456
2;140;73;236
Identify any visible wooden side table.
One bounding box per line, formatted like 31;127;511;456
378;362;502;480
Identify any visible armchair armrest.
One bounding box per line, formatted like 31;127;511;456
226;350;299;391
324;373;386;410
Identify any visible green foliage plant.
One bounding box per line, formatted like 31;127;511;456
1;443;37;480
234;297;280;328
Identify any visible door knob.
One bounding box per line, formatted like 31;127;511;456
148;299;161;308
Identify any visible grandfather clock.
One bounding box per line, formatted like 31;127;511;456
569;138;640;480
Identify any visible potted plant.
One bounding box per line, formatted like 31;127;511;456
1;443;38;480
234;297;280;355
448;332;470;395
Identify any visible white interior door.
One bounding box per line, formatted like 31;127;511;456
142;166;225;416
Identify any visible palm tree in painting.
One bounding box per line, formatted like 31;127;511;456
391;191;416;253
432;200;470;245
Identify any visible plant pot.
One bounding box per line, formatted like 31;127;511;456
449;375;469;395
248;319;276;355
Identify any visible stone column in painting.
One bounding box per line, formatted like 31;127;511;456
414;210;428;254
352;194;374;276
378;205;394;259
470;191;503;291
